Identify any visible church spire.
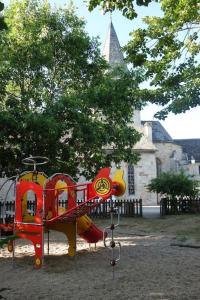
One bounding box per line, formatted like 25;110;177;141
103;21;128;71
103;21;141;127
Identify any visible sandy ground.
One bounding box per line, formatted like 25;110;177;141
1;215;200;300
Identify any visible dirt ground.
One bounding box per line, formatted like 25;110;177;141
1;215;200;300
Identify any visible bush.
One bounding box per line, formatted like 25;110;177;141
147;171;199;199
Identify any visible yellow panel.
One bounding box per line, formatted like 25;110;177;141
19;172;47;186
113;169;126;196
54;180;68;195
46;222;76;257
58;207;66;215
19;172;47;221
77;215;92;235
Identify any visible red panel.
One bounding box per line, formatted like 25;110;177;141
79;223;107;243
44;174;76;219
15;181;44;268
89;168;113;200
15;181;43;224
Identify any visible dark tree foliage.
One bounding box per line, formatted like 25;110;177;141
0;0;141;178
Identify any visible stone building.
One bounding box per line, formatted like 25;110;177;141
103;21;200;205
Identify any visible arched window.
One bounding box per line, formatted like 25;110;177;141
156;158;162;177
128;164;135;195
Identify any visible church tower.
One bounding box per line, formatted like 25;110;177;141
102;21;141;127
102;21;157;205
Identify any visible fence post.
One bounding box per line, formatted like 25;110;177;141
0;201;2;220
132;199;135;217
160;199;163;216
160;198;168;216
139;199;143;217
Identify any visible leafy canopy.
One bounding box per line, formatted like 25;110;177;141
0;0;141;178
87;0;154;20
88;0;200;119
125;0;200;119
147;171;199;198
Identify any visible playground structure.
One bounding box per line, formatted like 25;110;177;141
0;156;126;268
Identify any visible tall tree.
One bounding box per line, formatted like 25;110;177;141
88;0;200;119
0;0;141;177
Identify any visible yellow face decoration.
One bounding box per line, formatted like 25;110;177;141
94;178;111;196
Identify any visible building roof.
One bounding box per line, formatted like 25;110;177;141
141;121;173;143
141;120;200;162
174;139;200;162
103;21;128;71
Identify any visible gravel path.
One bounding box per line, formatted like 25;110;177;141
0;217;200;300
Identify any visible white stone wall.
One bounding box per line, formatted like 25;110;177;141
112;154;157;205
134;152;157;205
188;163;200;181
154;142;183;173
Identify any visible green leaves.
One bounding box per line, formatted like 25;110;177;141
89;1;199;118
147;171;199;198
0;0;141;177
87;0;153;19
124;0;200;118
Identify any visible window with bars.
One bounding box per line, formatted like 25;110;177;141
128;164;135;195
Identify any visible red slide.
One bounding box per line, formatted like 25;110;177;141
78;220;106;243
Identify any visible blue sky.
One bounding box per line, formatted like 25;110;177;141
3;0;200;139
